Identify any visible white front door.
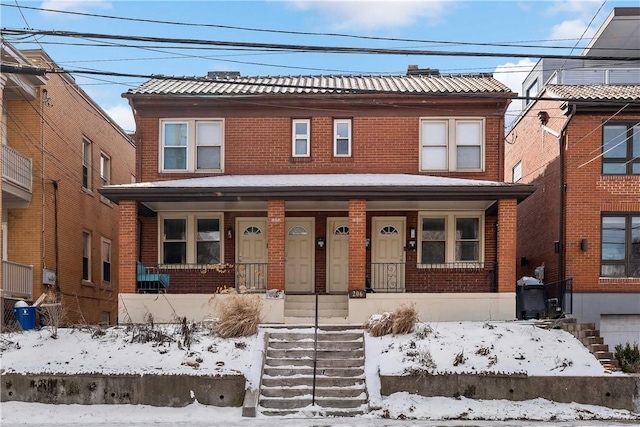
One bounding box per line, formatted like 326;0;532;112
236;218;267;290
327;218;349;293
371;217;405;292
285;218;314;293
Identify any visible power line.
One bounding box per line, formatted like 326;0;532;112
4;2;637;52
3;28;640;62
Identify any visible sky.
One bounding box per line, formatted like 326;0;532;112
2;320;639;425
1;0;638;133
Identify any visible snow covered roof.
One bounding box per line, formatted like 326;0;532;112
100;173;535;204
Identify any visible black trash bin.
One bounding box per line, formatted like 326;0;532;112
516;276;546;320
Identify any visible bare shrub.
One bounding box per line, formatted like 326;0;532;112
39;291;65;339
215;294;261;338
391;303;418;335
364;312;394;337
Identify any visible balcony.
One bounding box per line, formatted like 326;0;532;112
2;145;32;208
2;260;33;300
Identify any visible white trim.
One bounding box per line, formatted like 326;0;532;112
158;212;224;265
419;117;485;172
333;119;352;157
512;160;522;183
292;119;311;157
159;118;225;173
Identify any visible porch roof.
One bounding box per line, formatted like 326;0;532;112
100;174;535;203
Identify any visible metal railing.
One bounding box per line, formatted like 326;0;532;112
544;278;573;317
369;262;406;293
2;145;32;192
2;260;33;300
235;262;267;292
155;262;268;293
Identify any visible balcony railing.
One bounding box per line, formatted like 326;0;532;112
3;145;32;192
2;260;33;300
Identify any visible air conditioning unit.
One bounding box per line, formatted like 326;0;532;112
43;269;56;285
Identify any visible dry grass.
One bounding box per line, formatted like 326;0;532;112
214;294;261;338
364;303;418;337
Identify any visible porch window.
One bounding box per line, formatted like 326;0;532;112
160;214;223;265
420;118;484;171
602;123;640;175
419;212;483;266
161;119;224;172
601;214;640;277
292;119;310;157
101;238;111;283
334;119;352;157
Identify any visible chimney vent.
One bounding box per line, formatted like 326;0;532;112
207;71;241;79
406;66;440;76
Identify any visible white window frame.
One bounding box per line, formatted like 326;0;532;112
158;213;224;265
333;119;352;157
512;161;522;183
419;117;485;172
417;211;484;268
160;119;224;173
292;119;310;157
82;138;92;190
526;79;539;103
100;152;111;187
101;237;112;284
82;230;92;282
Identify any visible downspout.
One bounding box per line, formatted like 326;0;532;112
557;104;576;282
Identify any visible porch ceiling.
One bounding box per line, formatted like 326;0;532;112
100;173;535;204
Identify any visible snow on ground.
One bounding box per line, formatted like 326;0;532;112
1;320;639;425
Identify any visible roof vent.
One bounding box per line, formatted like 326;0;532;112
207;71;241;79
407;65;440;76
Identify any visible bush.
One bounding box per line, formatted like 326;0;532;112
364;303;418;337
614;342;640;373
214;294;261;338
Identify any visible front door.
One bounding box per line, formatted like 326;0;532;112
285;218;314;293
327;218;349;293
371;217;405;292
236;218;267;290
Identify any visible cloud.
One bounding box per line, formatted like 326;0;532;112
40;0;111;13
549;19;597;43
493;59;536;128
546;0;602;17
105;104;135;134
287;0;449;30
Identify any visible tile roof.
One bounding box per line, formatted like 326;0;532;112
125;74;512;96
546;84;640;101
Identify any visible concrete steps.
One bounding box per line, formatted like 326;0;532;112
284;294;349;319
257;327;368;417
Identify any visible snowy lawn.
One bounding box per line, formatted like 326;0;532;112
1;320;638;424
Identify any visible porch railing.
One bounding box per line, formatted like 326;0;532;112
2;145;32;192
369;262;406;293
235;263;267;292
2;260;33;300
155;263;267;293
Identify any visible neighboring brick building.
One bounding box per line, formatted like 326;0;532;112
102;68;534;324
505;8;640;348
0;42;135;326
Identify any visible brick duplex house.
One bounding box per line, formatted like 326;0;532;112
0;42;136;325
101;69;534;324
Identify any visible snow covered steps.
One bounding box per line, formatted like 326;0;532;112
258;328;368;417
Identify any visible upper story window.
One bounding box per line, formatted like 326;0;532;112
419;212;483;266
82;231;91;282
525;79;539;104
160;214;222;265
420;118;484;172
82;138;92;190
161;119;223;172
334;119;352;157
100;153;111;187
601;214;640;277
292;119;310;157
602;123;640;175
512;161;522;183
101;238;111;283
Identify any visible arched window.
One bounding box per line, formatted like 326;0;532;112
380;226;399;235
288;226;308;235
243;226;262;236
334;226;349;235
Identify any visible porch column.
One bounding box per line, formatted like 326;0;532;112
348;199;366;292
118;200;138;293
497;198;517;293
267;200;285;290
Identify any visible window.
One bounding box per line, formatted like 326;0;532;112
160;214;222;264
99;153;111;187
420;118;484;171
101;238;111;283
419;213;483;265
333;119;352;157
525;79;539;103
161;119;223;172
82;231;91;281
602;123;640;175
601;214;640;277
292;119;310;157
512;161;522;182
82;138;92;189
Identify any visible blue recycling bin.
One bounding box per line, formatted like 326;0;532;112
14;306;37;330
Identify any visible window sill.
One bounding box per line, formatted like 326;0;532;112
100;281;113;291
81;280;94;287
290;156;312;162
81;187;94;196
417;262;485;271
100;195;112;207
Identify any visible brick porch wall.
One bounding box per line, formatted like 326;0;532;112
348;200;366;291
497;198;517;292
119;200;138;294
267;200;285;290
